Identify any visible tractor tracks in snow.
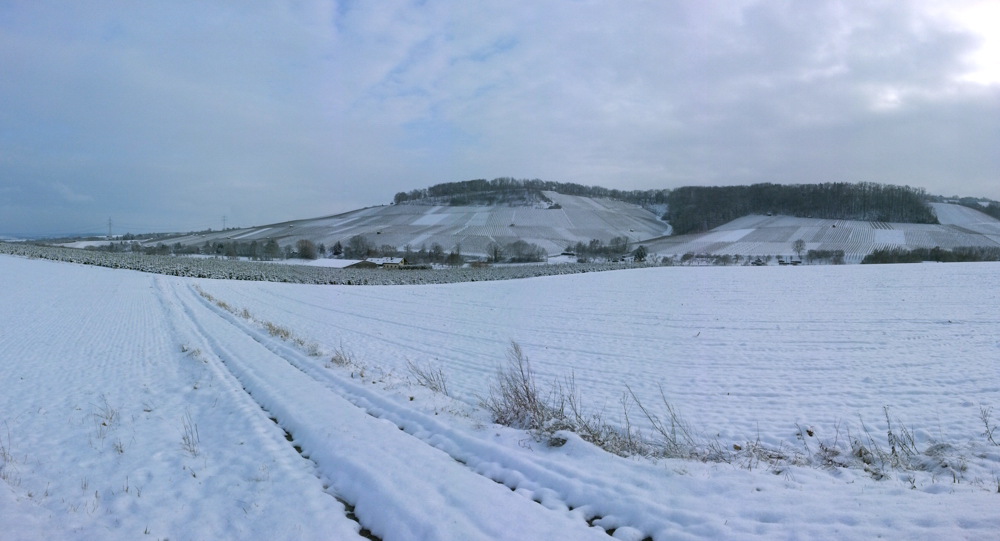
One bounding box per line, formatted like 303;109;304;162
180;282;681;541
152;277;376;540
160;279;614;541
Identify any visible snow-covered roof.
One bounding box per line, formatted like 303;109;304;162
366;257;406;265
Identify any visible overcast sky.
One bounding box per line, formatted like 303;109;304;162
1;1;998;237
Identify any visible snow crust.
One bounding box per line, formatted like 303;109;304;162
2;254;1000;540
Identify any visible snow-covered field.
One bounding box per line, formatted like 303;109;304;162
265;257;362;268
2;254;1000;540
53;240;115;249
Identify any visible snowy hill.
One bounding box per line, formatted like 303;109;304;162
119;198;999;263
643;203;1000;262
151;191;669;257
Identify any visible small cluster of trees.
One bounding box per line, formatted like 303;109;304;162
680;252;774;267
295;239;318;260
400;242;463;266
666;182;938;235
679;253;746;266
568;237;631;261
486;240;548;263
342;235;430;260
862;246;1000;264
805;249;846;264
343;235;377;259
343;235;465;266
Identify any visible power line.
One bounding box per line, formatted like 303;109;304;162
9;215;259;239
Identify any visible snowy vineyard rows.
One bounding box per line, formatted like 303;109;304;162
0;242;650;285
647;211;1000;261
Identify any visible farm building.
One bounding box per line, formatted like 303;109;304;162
364;257;408;269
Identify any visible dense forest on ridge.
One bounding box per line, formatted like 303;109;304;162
665;182;937;234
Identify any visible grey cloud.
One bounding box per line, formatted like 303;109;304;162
52;182;93;203
0;1;997;237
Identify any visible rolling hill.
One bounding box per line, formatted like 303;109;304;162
95;178;1000;263
642;202;1000;262
150;191;670;257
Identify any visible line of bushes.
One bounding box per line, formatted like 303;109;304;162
862;246;1000;264
805;249;846;264
0;242;653;285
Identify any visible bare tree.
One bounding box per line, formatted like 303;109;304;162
633;245;648;262
263;239;281;260
792;239;806;260
346;235;374;259
296;239;318;260
487;242;504;263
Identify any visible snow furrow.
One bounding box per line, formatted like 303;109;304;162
169;279;608;541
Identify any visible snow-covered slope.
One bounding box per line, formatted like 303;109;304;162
53;239;116;249
929;202;1000;230
643;203;1000;261
152;191;668;257
4;255;1000;539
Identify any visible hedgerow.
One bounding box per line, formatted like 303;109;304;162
0;242;653;286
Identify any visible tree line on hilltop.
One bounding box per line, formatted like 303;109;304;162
393;177;670;207
666;182;938;235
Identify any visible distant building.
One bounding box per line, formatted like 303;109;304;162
366;257;408;269
345;260;378;269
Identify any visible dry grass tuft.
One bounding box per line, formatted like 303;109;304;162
406;361;450;396
181;412;200;457
328;343;359;368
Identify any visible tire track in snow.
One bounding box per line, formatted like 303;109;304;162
159;279;381;539
151;277;371;540
188;285;708;541
168;279;609;541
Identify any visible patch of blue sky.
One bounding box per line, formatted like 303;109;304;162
99;20;126;42
463;35;518;64
368;36;442;99
397;116;477;158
